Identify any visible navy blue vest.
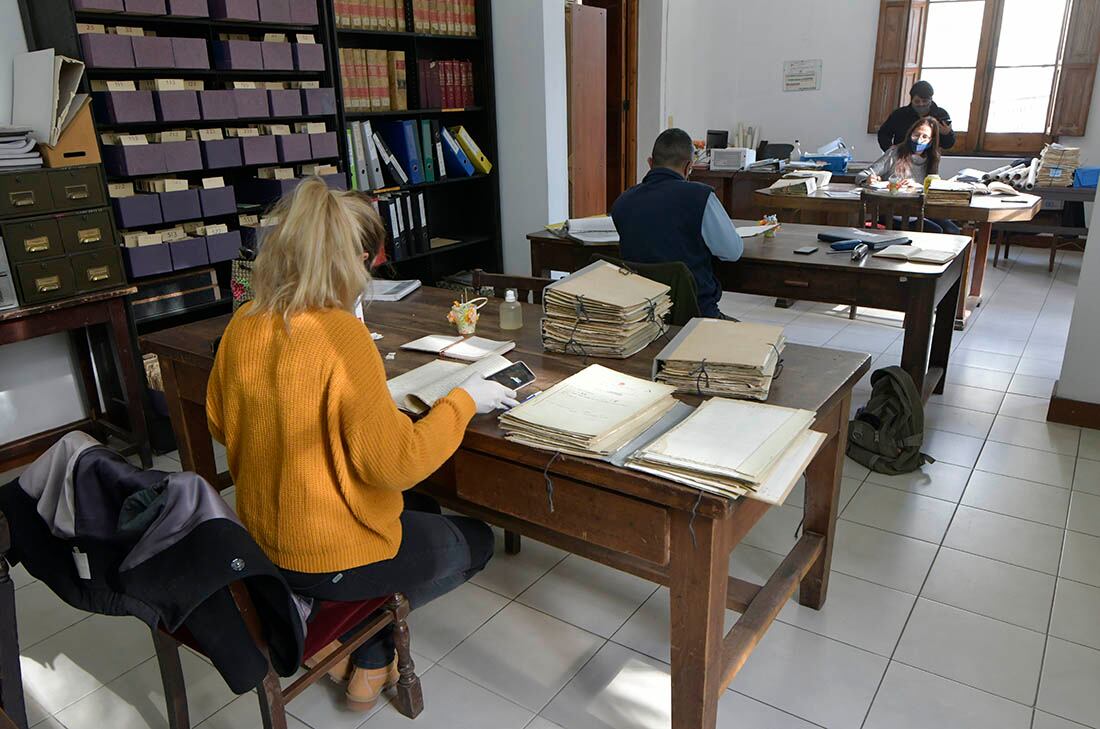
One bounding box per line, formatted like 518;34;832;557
610;168;721;317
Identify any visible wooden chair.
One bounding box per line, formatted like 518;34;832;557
853;190;926;319
470;269;553;305
0;515;28;729
154;587;422;729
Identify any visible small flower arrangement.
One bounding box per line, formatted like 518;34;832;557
760;214;780;238
447;295;488;335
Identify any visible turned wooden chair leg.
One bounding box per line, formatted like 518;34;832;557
256;669;289;729
388;593;424;719
152;629;191;729
504;530;522;555
848;305;857;320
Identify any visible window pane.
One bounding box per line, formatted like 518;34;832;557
919;68;976;132
986;67;1055;132
923;1;984;68
996;0;1066;67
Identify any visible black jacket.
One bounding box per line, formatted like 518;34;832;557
878;102;956;151
0;432;306;694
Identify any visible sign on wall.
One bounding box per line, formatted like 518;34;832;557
783;59;822;92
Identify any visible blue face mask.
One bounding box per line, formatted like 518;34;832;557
912;139;930;153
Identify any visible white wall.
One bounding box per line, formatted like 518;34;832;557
1057;187;1100;404
491;0;568;275
0;0;27;125
635;0;667;180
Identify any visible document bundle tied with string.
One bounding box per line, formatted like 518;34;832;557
541;260;672;359
653;318;786;400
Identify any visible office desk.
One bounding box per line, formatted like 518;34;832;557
142;286;870;729
753;184;1042;324
528;223;968;398
690;168;859;221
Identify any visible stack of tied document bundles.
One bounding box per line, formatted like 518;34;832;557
499;364;677;457
542;260;671;358
653;318;786;400
924;179;973;206
625;399;824;503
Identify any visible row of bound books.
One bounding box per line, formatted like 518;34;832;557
346;119;491;190
417;59;475;109
334;1;407;31
334;0;477;36
339;49;408;112
412;0;478;36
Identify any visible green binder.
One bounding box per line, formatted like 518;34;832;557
419;119;437;182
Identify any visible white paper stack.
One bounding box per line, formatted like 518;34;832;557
563;216;619;245
653;319;786;400
541;260;672;359
0;128;42;168
625;398;824;504
498;364;678;457
1037;143;1080;187
366;279;421;301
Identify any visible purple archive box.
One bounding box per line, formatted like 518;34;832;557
152;90;200;122
206;230;243;263
123;0;167;13
124;244;174;278
92;91;156;124
289;1;319;24
213;40;263;70
268;89;303;117
302;87;336;116
131;36;175;68
257;0;291;22
201;139;244;169
240;136;279;166
209;0;260;20
169;238;210;270
322;173;347;191
167;0;209;15
80;33;135;69
276;134;311;163
102;144;166;177
73;0;125;10
112;195;163;228
159;189;202;223
292;44;325;72
308;132;338;160
161;141;203;173
199;186;238;217
233;89;270;118
171;37;210;69
239;177;301;205
199;90;237;121
261;42;294;71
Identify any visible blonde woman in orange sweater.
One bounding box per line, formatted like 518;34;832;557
206;178;516;710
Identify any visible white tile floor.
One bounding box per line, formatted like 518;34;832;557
3;246;1100;728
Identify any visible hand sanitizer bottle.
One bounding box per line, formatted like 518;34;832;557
499;289;523;330
791;140;802;161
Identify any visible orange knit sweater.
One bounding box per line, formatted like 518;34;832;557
206;304;476;573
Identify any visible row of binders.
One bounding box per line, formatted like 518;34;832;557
375;190;431;261
345;119;491;191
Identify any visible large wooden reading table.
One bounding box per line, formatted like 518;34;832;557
142;286;870;729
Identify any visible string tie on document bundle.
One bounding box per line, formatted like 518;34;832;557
691;359;711;396
769;343;785;380
688;490;704;549
542;452;562;512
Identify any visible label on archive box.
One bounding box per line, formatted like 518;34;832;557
291;81;321;89
262;124;292;136
220;33;249;41
77;23;106;34
123;231;163;248
183;79;205;91
239;214;260;226
229;81;258;89
113;26;146;37
139;79;186;92
118;134;149;146
108;182;136;199
202;176;226;189
295;122;327;134
296;34;317;44
263;33;289;42
157;226;189;243
258;167;295;180
136;178;188;193
265;81;288;90
302;163;337;176
190;128;224;141
156;130;187;143
197;223;229;236
91;80;137;92
227;127;261;138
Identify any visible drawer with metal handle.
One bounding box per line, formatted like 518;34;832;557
14;258;75;305
0;171;53;218
71;248;125;293
47;166;107;212
58;209;115;254
0;218;63;263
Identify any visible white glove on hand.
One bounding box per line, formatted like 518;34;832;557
458;374;519;414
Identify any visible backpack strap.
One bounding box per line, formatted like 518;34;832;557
869;366;926;436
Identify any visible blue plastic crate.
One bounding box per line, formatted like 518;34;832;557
800;153;849;173
1074;166;1099;188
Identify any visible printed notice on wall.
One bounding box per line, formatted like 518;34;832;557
783;59;822;92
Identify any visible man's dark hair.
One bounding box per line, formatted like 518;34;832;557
651;128;694;168
910;80;934;99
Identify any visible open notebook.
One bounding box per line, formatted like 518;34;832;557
387;355;512;415
401;335;515;362
873;245;955;264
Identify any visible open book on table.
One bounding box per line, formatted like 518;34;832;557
873;245;955;265
400;335;515;362
388;355;512;415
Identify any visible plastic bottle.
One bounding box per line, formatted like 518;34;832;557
791;140;802;162
499;288;523;330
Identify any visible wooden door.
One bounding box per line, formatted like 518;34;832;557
585;0;639;205
567;3;608;217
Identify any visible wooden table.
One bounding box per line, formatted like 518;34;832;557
753;183;1042;325
690;168;859;221
992;186;1093;271
529;223;968;398
0;287;151;468
142;286;870;729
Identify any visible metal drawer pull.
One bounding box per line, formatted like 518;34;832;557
64;184;90;201
78;227;102;245
35;275;61;293
783;279;810;288
9;190;35;207
86;266;111;282
24;236;50;253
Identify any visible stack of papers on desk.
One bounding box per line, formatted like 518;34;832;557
563;216;619;245
499;364;678;457
925;180;973;206
653;319;786;400
541;260;671;358
366;278;421;301
0;129;42;168
767;177;817;196
625;398;824;503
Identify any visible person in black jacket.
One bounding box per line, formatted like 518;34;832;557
878;80;956;151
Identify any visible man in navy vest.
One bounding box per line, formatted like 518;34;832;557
611;128;743;319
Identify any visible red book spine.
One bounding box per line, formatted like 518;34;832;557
463;60;473;106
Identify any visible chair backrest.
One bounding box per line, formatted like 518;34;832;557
471;269;553;305
860;190;925;232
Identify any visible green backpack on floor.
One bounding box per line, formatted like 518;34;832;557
847;366;935;475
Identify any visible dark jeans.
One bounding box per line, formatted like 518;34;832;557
889;216;961;235
282;493;494;668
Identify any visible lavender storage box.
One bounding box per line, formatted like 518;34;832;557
124;244;173;278
260;42;294;71
131;36;175;68
73;0;125;10
171;37;210;69
276;134;311;163
302;87;336;116
240;136;279;166
233;89;270;118
209;0;259;20
112;195;163;228
80;33;134;69
92;90;156;124
206;230;242;263
322;173;347;191
268;89;303;117
123;0;166;13
199;90;237;121
152;90;200;122
257;0;291;22
161;140;203;173
102;144;166;177
308;132;338;159
213;40;263;70
167;0;209;15
159;189;202;222
239;177;301;205
169;237;209;270
292;43;325;72
199;186;238;217
289;1;318;24
201;139;244;169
